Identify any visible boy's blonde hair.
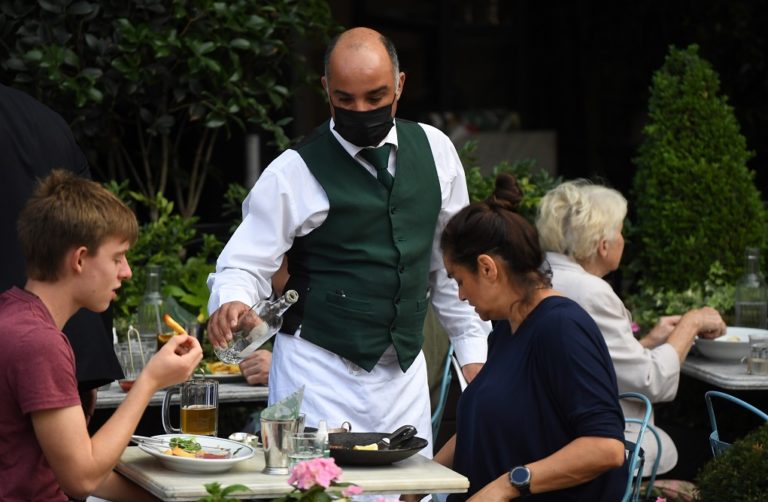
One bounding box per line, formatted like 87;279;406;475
536;180;627;263
18;170;138;281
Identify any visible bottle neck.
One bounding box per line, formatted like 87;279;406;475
144;266;162;296
746;255;761;275
267;290;299;317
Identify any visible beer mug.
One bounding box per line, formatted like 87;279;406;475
161;378;219;436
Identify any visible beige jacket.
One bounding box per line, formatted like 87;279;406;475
546;252;679;475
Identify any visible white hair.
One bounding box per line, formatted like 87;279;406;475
536;180;627;263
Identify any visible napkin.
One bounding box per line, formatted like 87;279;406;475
260;385;304;420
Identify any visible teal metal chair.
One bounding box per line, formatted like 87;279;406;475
705;390;768;457
624;419;662;501
620;392;652;502
431;345;454;440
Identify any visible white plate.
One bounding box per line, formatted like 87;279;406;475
695;327;768;362
138;434;255;473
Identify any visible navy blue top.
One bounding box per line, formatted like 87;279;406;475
448;296;627;501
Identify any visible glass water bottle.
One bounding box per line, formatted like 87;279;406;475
214;290;299;364
136;264;164;351
734;247;768;329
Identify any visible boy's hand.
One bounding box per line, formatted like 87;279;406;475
143;334;203;389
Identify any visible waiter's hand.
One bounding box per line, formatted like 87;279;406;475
239;349;272;385
462;363;483;383
207;301;251;348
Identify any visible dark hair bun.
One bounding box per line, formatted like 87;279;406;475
485;172;523;212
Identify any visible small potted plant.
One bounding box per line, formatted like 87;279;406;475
694;422;768;501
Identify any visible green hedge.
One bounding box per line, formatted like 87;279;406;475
631;44;767;292
695;422;768;501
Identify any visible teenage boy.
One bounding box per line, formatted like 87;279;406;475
0;170;203;501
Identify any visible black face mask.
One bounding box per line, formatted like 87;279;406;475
332;101;395;147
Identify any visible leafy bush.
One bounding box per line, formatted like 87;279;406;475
630;44;768;292
459;139;561;223
695;422;768;501
106;180;223;326
625;262;736;332
0;0;338;218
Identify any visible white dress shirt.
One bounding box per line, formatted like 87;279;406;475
546;252;680;474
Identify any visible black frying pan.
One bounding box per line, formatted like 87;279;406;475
328;431;428;466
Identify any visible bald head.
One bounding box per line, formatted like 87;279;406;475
324;27;400;89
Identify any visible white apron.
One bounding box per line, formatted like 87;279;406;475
269;331;434;457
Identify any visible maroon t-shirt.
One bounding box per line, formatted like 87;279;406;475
0;287;80;501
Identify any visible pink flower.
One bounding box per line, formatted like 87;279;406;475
655;498;667;502
288;457;343;489
341;485;364;497
631;322;640;334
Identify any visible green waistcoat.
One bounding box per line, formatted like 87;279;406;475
283;119;441;372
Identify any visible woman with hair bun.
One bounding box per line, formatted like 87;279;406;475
434;173;627;501
536;180;726;476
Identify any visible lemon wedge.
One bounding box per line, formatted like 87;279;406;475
353;443;379;451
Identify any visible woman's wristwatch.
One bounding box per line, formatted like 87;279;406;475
509;465;532;497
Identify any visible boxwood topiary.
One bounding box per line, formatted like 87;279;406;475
631;44;767;292
694;422;768;501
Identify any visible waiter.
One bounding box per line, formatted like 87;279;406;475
207;27;490;452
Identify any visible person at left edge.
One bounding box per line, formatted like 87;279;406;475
207;27;491;452
0;170;202;501
0;83;124;421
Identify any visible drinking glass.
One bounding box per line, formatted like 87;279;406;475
115;341;153;392
747;335;768;375
287;431;326;467
161;378;219;436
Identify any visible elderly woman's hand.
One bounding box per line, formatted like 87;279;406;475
687;307;727;339
643;315;682;347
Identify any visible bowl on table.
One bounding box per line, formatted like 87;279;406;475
328;431;428;466
695;327;768;362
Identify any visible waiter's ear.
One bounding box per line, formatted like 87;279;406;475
395;72;406;101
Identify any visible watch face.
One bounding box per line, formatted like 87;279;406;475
511;466;530;485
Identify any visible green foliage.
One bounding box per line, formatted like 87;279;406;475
222;182;250;234
695;422;768;501
0;0;339;218
198;482;250;502
625;262;736;332
459;139;561;223
631;44;768;292
106;180;223;324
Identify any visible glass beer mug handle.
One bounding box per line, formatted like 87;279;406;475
161;385;181;434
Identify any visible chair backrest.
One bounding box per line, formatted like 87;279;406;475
704;390;768;457
619;392;652;502
625;419;662;501
431;345;454;440
450;352;468;391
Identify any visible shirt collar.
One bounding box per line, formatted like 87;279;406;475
328;118;399;159
545;251;585;273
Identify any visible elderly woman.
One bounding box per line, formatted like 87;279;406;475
435;173;627;501
535;180;726;475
